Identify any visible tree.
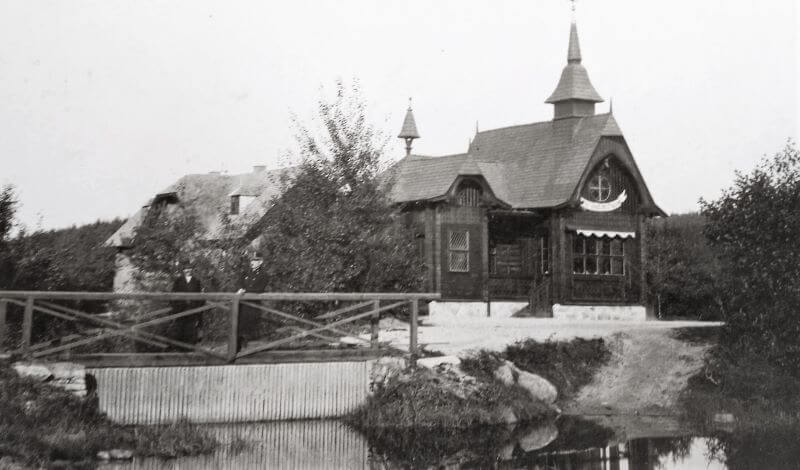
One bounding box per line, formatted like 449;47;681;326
0;185;17;288
645;213;723;319
700;140;800;374
251;80;423;298
128;201;249;292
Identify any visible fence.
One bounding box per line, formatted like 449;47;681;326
0;291;439;367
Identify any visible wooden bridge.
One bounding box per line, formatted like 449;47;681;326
0;291;439;423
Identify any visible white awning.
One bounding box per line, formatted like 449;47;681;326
576;229;636;239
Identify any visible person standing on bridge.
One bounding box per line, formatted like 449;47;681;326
236;256;268;351
169;263;205;348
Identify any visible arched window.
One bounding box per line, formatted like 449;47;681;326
456;180;482;206
588;174;612;202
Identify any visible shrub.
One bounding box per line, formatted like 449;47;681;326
700;140;800;375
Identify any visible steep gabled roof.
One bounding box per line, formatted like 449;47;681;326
105;166;297;248
388;113;628;209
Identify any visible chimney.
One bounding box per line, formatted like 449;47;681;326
253;165;266;173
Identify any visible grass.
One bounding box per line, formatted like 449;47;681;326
504;337;612;399
0;363;218;467
346;367;553;430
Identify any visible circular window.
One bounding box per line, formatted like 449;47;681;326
589;175;612;202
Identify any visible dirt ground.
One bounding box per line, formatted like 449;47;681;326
376;316;719;415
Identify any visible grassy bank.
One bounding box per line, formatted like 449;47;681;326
0;364;217;467
347;366;552;429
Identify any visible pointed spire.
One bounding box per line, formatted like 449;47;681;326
567;21;582;63
398;98;420;157
546;10;604;119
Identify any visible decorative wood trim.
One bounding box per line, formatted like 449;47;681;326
434;206;443;293
424;207;435;292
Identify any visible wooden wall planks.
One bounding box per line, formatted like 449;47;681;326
88;361;371;424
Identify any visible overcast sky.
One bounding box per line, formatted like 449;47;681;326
1;0;797;230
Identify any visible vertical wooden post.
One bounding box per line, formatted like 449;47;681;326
370;300;380;348
22;297;34;359
409;299;419;366
227;295;240;362
0;299;7;351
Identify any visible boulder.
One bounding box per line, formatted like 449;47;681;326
108;449;134;460
12;363;53;381
416;355;460;369
494;360;557;405
12;362;87;397
517;423;558;452
369;356;406;391
515;369;557;405
493;361;517;386
499;406;518;424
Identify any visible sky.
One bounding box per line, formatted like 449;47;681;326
0;0;797;230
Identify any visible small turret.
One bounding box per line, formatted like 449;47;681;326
546;20;604;119
398;98;420;157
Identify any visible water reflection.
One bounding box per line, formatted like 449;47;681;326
100;417;800;469
101;420;368;470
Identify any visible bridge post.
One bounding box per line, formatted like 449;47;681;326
227;294;241;362
409;299;418;366
22;297;33;359
370;300;379;348
0;299;6;351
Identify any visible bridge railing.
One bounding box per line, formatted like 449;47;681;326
0;291;439;366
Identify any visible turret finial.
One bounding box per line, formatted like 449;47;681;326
398;98;420;157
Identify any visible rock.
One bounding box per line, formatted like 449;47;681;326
517;423;558;452
515;369;557;405
417;355;461;369
12;362;53;381
108;449;134;460
338;336;363;346
12;362;87;397
494;360;558;405
369;356;407;391
499;406;518;424
493;362;517;386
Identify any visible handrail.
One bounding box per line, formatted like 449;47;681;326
0;291;437;366
0;291;440;301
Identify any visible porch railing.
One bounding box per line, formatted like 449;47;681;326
0;291;439;367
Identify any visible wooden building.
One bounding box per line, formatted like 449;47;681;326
387;20;664;318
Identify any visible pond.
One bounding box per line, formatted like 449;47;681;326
101;415;798;469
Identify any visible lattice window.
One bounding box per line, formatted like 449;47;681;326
230;196;240;215
448;230;470;272
456;181;482;206
573;235;625;275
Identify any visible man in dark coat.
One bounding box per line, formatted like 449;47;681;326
169;265;204;347
236;257;268;351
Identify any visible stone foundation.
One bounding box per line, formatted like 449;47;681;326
551;304;647;321
428;301;529;323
